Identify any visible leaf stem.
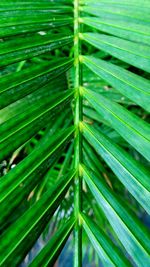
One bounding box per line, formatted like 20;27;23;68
74;0;83;266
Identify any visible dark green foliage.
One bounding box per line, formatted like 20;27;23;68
0;0;150;266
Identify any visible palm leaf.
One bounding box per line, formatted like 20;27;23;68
0;0;149;266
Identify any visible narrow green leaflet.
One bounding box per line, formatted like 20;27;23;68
0;11;72;27
0;58;73;108
29;216;75;267
82;0;150;6
83;106;110;126
0;77;67;123
0;5;72;12
82;123;150;213
81;86;150;161
0;169;76;267
0;125;74;227
0;90;74;161
0;3;72;11
81;33;150;73
81;214;131;267
0;33;73;67
58;142;74;178
80;55;150;112
0;1;72;37
81;16;150;45
81;165;150;267
83;139;105;173
0;19;72;38
82;3;150;22
0;125;75;202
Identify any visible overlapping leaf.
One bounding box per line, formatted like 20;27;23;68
82;122;150;213
81;33;150;73
81;56;150;112
0;90;74;161
81;85;150;161
81;165;150;267
0;169;76;266
81;214;131;267
0;58;73;108
29;216;75;267
0;33;73;67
